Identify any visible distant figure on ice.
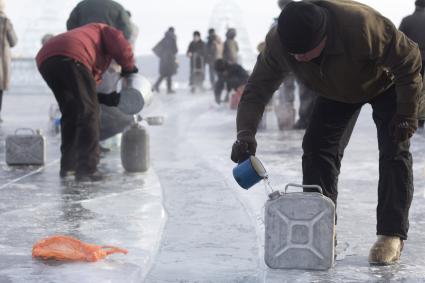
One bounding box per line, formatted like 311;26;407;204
36;23;138;182
67;0;132;40
152;27;178;94
0;0;17;122
214;59;248;105
187;31;206;93
205;28;223;88
231;1;422;265
223;28;239;64
400;0;425;128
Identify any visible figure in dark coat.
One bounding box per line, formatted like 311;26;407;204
400;0;425;127
187;31;206;92
67;0;132;39
152;27;178;94
400;0;425;76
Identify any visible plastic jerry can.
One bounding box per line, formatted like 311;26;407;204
120;120;149;172
264;183;335;270
6;128;46;165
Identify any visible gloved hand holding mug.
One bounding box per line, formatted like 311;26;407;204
390;114;418;142
97;91;121;106
231;130;257;163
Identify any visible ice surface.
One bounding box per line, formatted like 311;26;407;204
1;67;425;282
0;93;166;282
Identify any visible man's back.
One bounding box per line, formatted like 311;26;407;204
400;9;425;57
67;0;131;39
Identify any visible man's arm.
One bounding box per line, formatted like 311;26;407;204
6;19;17;48
101;25;135;72
376;19;422;117
236;33;289;140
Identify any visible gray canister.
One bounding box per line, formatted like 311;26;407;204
120;121;150;172
6;128;46;165
118;74;153;115
264;183;335;270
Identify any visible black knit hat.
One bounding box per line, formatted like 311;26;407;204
416;0;425;7
277;1;328;54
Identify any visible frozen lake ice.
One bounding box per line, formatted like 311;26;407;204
0;67;425;282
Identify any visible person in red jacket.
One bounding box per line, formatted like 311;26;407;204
36;23;137;182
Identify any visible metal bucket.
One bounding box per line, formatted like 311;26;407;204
145;116;165;126
264;184;335;270
118;74;153;115
233;156;267;189
6;128;46;165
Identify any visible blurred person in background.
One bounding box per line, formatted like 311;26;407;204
214;59;249;105
36;23;137;182
187;31;206;93
0;0;17;122
152;27;178;94
223;28;239;64
400;0;425;128
205;28;223;88
67;0;132;40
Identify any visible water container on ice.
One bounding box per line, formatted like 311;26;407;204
6;128;46;165
120;119;149;172
264;183;335;270
118;74;153;115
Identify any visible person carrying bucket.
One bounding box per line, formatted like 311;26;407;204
231;1;422;265
36;23;138;182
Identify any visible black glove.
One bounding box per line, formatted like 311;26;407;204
121;66;139;77
390;114;418;142
97;91;121;107
230;131;257;163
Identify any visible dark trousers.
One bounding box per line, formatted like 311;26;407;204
0;90;3;111
39;56;100;175
207;62;217;87
302;86;413;240
154;75;173;92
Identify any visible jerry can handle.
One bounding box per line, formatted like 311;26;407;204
14;128;35;135
284;183;323;194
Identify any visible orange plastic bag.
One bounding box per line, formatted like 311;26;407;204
32;235;128;262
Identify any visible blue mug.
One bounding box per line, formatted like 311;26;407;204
233;156;268;189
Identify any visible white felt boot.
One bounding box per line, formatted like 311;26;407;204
368;235;403;265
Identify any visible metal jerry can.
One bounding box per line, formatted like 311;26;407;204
6;128;46;166
264;184;335;270
120;120;149;172
118;74;153;115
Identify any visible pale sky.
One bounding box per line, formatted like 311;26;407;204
4;0;416;57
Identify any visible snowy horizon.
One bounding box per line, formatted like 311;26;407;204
4;0;415;58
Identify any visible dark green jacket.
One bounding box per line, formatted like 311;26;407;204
67;0;132;39
237;0;422;138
